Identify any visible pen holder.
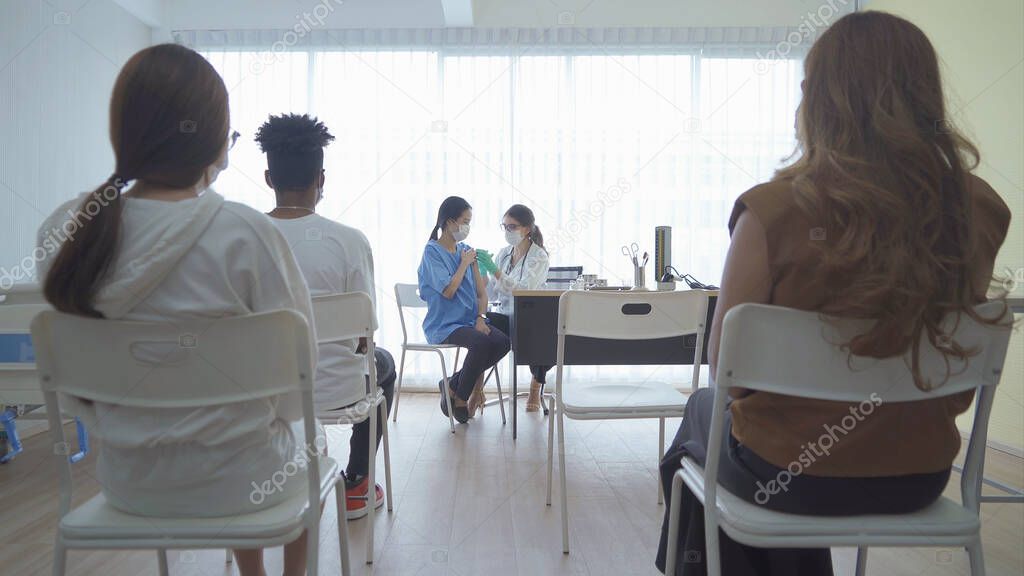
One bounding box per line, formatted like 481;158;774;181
632;264;647;291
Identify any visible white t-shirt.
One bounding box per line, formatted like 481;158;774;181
271;213;377;411
36;191;317;518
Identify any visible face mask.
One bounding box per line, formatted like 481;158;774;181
453;223;470;242
203;148;229;189
505;229;523;246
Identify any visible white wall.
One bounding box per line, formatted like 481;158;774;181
0;0;152;285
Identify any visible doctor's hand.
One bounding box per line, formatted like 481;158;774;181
460;247;477;269
477;249;498;275
475;316;491;335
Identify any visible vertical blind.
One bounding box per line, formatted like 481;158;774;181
187;28;805;384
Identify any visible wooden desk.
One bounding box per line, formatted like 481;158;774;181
508;289;717;439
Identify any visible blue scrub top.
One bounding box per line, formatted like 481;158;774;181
417;240;479;344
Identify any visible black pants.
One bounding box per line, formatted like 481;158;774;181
443;324;510;400
485;312;551;383
342;348;396;480
656;388;951;576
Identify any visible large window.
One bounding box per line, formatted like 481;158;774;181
201;45;803;384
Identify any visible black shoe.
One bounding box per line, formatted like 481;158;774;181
439;380;470;424
438;380;450;417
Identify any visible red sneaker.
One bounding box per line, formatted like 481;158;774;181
345;476;385;520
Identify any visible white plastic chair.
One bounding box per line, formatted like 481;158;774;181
665;302;1012;576
0;285;88;464
392;283;506;432
32;309;352;576
312;292;392;564
546;290;709;553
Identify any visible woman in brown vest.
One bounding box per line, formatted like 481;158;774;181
656;11;1012;575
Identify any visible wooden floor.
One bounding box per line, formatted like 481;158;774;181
1;392;1022;576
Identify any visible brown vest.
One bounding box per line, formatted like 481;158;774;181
727;174;1011;477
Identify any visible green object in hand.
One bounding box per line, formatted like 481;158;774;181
477;249;498;275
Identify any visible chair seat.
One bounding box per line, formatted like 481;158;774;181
562;381;688;417
680;458;979;543
317;388;386;424
404;342;458;351
60;456;341;542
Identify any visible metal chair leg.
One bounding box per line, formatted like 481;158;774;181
392;347;407;423
381;398;393;512
438;351;456;433
854;547;868;576
658;417;665;505
157;549;169;576
665;472;684;576
558;407;569;554
336;476;352;576
494;366;507;424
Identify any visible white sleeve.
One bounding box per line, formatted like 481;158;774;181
523;247;550;290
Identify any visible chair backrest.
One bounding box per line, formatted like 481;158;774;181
558;289;709;340
0;302;51;405
32;308;321;521
706;301;1012;514
546;266;583;289
31;309;315;408
311;292;377;405
394;283;427;345
312;292;376;345
0;283;46;306
715;302;1011;403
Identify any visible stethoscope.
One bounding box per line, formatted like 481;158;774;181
502;242;532;282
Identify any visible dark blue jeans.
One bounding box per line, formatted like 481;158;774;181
345;348;396;480
656;388;950;575
443;325;510;400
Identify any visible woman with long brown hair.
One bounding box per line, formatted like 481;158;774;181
37;44;319;576
656;11;1011;575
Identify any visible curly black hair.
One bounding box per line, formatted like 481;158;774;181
255;113;335;192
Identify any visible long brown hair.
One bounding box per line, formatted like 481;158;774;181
776;11;1005;389
44;44;229;317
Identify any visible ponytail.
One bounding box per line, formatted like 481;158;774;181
44;176;128;317
529;224;546;251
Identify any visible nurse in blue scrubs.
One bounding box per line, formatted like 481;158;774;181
418;196;510;423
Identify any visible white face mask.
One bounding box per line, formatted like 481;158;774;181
453;223;470;242
203;148;229;189
505;229;523;246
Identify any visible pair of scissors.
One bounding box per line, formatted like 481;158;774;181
621;242;640;266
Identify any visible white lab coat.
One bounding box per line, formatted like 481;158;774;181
486;242;550;315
